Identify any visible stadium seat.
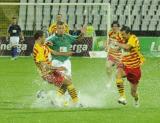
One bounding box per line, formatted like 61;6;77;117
20;0;160;32
92;6;100;15
127;0;135;4
77;0;85;3
69;0;77;3
19;0;27;30
36;5;43;30
26;0;35;30
51;6;60;16
67;6;76;15
116;5;124;15
102;0;110;3
119;0;127;4
43;5;51;27
75;5;84;15
94;0;102;3
85;0;94;3
61;0;69;3
59;5;68;15
53;0;61;3
131;5;140;15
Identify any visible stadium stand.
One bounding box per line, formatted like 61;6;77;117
18;0;160;35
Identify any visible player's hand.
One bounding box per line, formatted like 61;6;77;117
45;41;53;46
20;38;24;43
53;66;66;71
65;51;74;56
80;25;87;34
58;67;66;71
6;37;9;42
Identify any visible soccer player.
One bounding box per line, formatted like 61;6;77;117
105;21;124;86
33;31;81;107
48;14;69;35
114;26;144;106
86;23;96;37
47;21;86;99
7;16;24;60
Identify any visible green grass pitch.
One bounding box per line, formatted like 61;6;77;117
0;57;160;123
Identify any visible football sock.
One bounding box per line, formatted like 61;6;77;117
11;47;14;57
116;78;125;98
57;84;67;96
13;47;18;57
67;84;78;103
134;93;139;101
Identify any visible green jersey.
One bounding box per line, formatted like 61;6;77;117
48;34;77;62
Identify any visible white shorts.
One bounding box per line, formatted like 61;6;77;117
10;36;20;47
52;59;71;77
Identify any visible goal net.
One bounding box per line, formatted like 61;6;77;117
0;2;111;56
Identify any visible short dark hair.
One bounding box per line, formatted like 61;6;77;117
56;21;64;25
121;25;131;34
34;31;44;40
111;21;120;27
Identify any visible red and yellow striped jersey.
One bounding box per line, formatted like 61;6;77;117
122;35;144;68
33;43;51;64
108;30;125;61
48;22;69;34
109;30;124;43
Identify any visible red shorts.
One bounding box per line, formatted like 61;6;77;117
42;71;64;87
124;67;141;85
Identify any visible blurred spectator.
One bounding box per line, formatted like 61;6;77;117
48;14;69;35
86;23;96;37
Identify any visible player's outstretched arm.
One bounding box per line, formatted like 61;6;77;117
6;32;10;42
20;32;25;42
76;26;87;41
111;40;132;50
51;66;66;71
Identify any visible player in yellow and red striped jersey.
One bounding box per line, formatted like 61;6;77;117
105;21;125;87
33;31;81;107
48;14;69;35
114;26;144;106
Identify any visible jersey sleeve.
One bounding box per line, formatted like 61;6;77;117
68;35;77;43
47;36;56;43
48;23;56;34
33;46;45;63
127;35;139;48
65;23;69;33
7;25;11;33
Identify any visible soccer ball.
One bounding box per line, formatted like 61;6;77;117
36;90;47;99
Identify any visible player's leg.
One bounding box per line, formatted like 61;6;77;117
106;60;114;78
105;59;115;88
62;59;72;78
10;36;19;60
56;59;72;96
62;78;79;104
51;60;68;95
116;67;127;105
127;67;141;107
52;60;81;106
130;83;139;107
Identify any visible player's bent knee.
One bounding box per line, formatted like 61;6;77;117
63;78;72;85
